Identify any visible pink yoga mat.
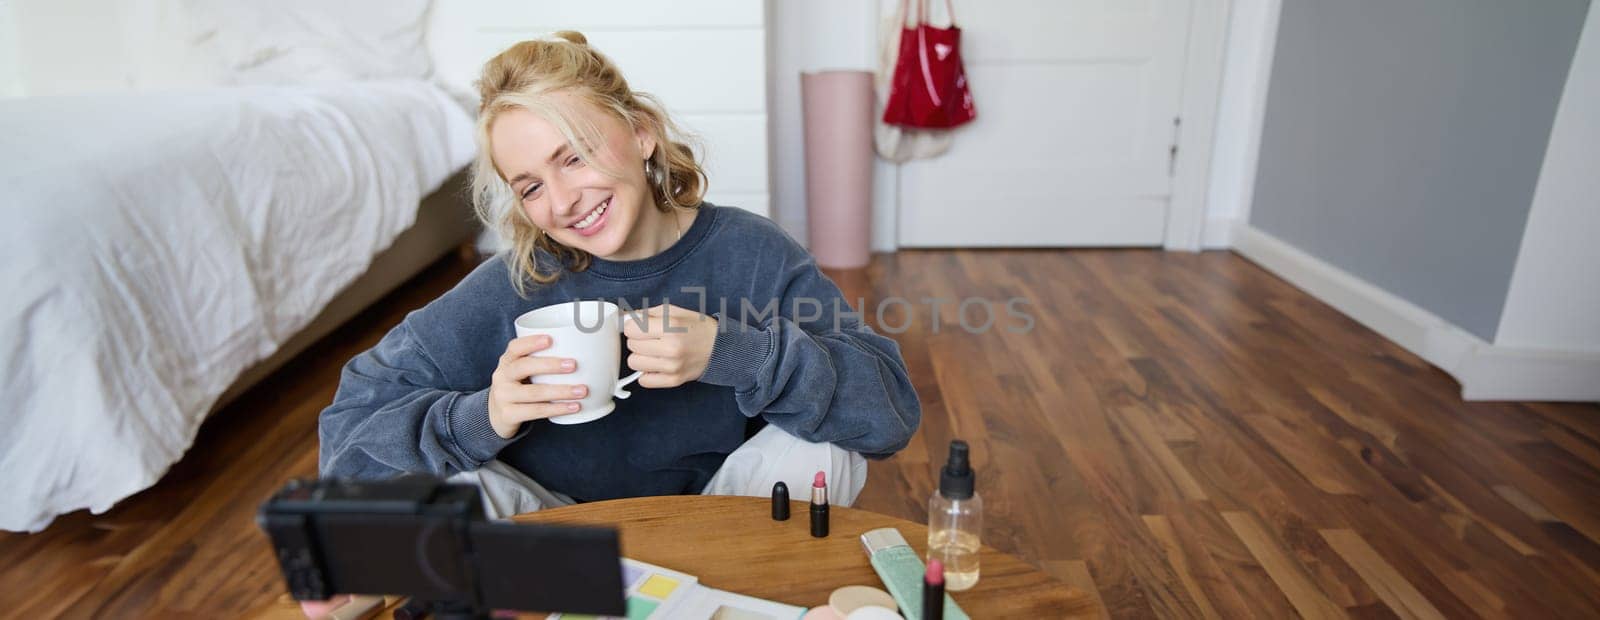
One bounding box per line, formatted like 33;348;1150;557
801;70;874;270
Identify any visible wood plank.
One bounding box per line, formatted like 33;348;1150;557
1144;515;1226;619
1418;476;1540;556
1120;409;1209;501
1497;485;1561;524
1540;426;1600;475
1222;511;1348;620
1041;560;1112;620
1321;529;1447;620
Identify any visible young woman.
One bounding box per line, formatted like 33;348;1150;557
317;32;921;507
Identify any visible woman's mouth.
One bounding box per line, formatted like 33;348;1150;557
570;197;610;237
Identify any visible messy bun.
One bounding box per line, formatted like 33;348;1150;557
551;30;587;45
470;31;707;294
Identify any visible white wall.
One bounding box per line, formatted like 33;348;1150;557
0;2;21;97
1495;3;1600;353
0;0;205;96
764;0;879;246
1200;0;1280;248
0;0;139;97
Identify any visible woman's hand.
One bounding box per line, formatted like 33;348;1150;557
623;304;719;389
488;335;586;438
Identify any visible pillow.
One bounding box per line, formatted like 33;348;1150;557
176;0;433;85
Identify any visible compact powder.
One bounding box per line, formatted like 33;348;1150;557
828;585;899;615
803;605;845;620
844;608;903;620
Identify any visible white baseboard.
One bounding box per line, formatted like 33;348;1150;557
1232;224;1600;402
1202;216;1237;249
1456;348;1600;401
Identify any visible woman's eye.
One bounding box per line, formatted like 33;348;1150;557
521;183;542;200
566;155;583;167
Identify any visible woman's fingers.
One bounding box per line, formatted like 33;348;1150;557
500;335;552;364
500;382;587;404
498;401;584;423
637;371;685;389
621;305;693;339
621;316;657;340
627;353;679;374
624;336;679;358
499;355;576;382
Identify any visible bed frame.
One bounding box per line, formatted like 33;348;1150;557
211;169;480;410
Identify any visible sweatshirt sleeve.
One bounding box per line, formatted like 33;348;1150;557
697;251;922;458
318;320;520;479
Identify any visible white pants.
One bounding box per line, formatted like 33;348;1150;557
449;424;869;520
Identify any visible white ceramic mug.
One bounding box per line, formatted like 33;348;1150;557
512;300;643;425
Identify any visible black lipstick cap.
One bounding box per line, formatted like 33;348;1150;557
772;482;790;521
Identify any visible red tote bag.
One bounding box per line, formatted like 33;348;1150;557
882;0;976;129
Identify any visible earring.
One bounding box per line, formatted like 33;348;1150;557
644;158;655;180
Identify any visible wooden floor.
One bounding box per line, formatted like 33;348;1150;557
3;249;1598;619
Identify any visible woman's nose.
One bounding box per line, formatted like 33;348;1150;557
545;177;581;216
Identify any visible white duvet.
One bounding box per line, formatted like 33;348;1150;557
0;80;475;531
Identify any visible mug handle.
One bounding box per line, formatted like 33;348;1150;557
615;309;647;399
614;371;644;399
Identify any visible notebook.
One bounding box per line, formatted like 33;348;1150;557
551;558;807;620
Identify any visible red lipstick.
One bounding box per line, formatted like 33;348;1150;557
810;471;829;538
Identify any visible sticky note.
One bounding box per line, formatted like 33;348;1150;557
637;574;679;599
626;596;659;620
623;564;646;588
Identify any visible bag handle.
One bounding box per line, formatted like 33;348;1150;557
902;0;958;28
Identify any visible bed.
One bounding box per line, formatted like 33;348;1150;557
0;78;477;532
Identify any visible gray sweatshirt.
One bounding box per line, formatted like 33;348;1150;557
318;204;921;501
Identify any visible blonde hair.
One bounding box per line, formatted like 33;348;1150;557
471;31;707;295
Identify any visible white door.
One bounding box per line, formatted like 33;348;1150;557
898;0;1194;247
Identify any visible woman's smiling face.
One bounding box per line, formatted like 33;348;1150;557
490;93;658;260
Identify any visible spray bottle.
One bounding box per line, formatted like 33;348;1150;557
928;440;981;591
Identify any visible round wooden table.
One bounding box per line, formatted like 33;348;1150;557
515;495;1098;618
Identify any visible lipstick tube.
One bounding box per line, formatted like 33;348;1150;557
810;471;829;537
924;559;945;620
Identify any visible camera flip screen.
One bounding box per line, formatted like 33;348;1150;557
259;477;626;617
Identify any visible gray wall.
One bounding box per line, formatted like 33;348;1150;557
1249;0;1589;341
